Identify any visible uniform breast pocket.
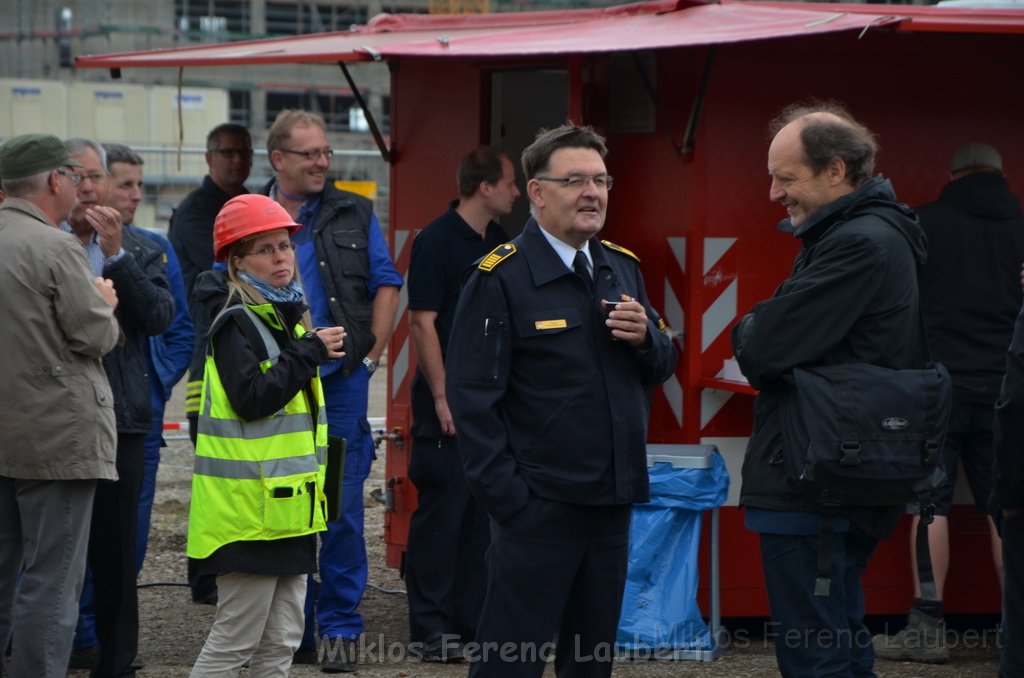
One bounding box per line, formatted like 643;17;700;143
513;307;589;386
332;229;370;279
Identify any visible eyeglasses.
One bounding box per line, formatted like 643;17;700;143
536;174;614;191
278;147;334;161
55;167;83;186
244;242;296;258
78;172;108;185
210;148;254;159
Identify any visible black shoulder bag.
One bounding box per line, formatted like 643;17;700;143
780;317;952;597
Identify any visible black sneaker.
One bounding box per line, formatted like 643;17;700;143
293;646;318;665
320;638;358;673
68;646;99;670
412;633;466;663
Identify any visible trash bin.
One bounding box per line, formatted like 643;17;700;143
616;444;730;661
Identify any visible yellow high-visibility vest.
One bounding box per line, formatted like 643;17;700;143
187;303;328;559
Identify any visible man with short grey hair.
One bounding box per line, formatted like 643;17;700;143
0;134;119;677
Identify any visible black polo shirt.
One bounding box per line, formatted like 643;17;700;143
408;200;508;436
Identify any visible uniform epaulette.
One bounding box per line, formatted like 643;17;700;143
600;239;640;262
478;243;517;272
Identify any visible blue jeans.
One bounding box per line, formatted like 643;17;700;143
760;530;878;678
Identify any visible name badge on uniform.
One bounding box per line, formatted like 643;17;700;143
535;319;568;330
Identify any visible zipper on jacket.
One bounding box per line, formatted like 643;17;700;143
491;320;504;382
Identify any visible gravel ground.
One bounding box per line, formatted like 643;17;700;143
66;373;1002;677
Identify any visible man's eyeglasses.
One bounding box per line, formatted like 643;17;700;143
278;147;334;161
211;148;254;159
77;172;108;185
535;174;614;191
244;242;296;258
55;167;83;186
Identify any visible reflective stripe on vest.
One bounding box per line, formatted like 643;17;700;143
187;302;328;560
194;453;320;480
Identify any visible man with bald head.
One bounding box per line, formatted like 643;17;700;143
732;104;927;676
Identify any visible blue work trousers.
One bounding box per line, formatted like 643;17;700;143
301;424;373;647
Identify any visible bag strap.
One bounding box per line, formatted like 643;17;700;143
910;261;940;600
815;494;841;597
916;502;938;600
831;365;863;466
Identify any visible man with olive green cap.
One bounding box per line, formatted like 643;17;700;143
0;133;120;677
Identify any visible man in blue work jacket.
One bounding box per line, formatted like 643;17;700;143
263;109;402;673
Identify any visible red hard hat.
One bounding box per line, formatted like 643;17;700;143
213;194;301;262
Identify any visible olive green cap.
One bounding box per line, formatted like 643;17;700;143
0;134;84;180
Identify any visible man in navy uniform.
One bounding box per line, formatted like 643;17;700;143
446;123;677;677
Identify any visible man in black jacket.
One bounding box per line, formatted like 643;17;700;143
170;123;252;303
169;123;252;606
874;143;1023;663
446;124;677;677
404;146;519;660
63;137;174;677
732;104;926;677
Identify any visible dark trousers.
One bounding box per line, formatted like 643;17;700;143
1001;512;1024;677
88;432;145;678
760;530;878;678
186;411;217;604
405;437;489;642
467;498;630;678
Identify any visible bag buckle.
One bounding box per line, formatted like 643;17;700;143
919;501;936;526
839;439;862;466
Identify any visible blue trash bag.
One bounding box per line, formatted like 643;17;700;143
616;453;729;653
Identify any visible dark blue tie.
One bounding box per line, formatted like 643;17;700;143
573;250;592;294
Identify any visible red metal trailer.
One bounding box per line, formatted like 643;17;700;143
78;0;1024;617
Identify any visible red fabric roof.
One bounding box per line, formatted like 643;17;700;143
75;0;1024;70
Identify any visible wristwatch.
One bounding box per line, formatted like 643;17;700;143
362;356;378;376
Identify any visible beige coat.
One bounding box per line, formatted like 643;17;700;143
0;198;119;480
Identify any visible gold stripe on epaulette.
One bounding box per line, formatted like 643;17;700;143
600;239;640;262
657;318;667;331
478;243;517;272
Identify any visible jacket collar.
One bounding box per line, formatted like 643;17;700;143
517;218;610;287
0;197;59;228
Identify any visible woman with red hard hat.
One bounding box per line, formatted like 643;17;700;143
187;194;346;676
